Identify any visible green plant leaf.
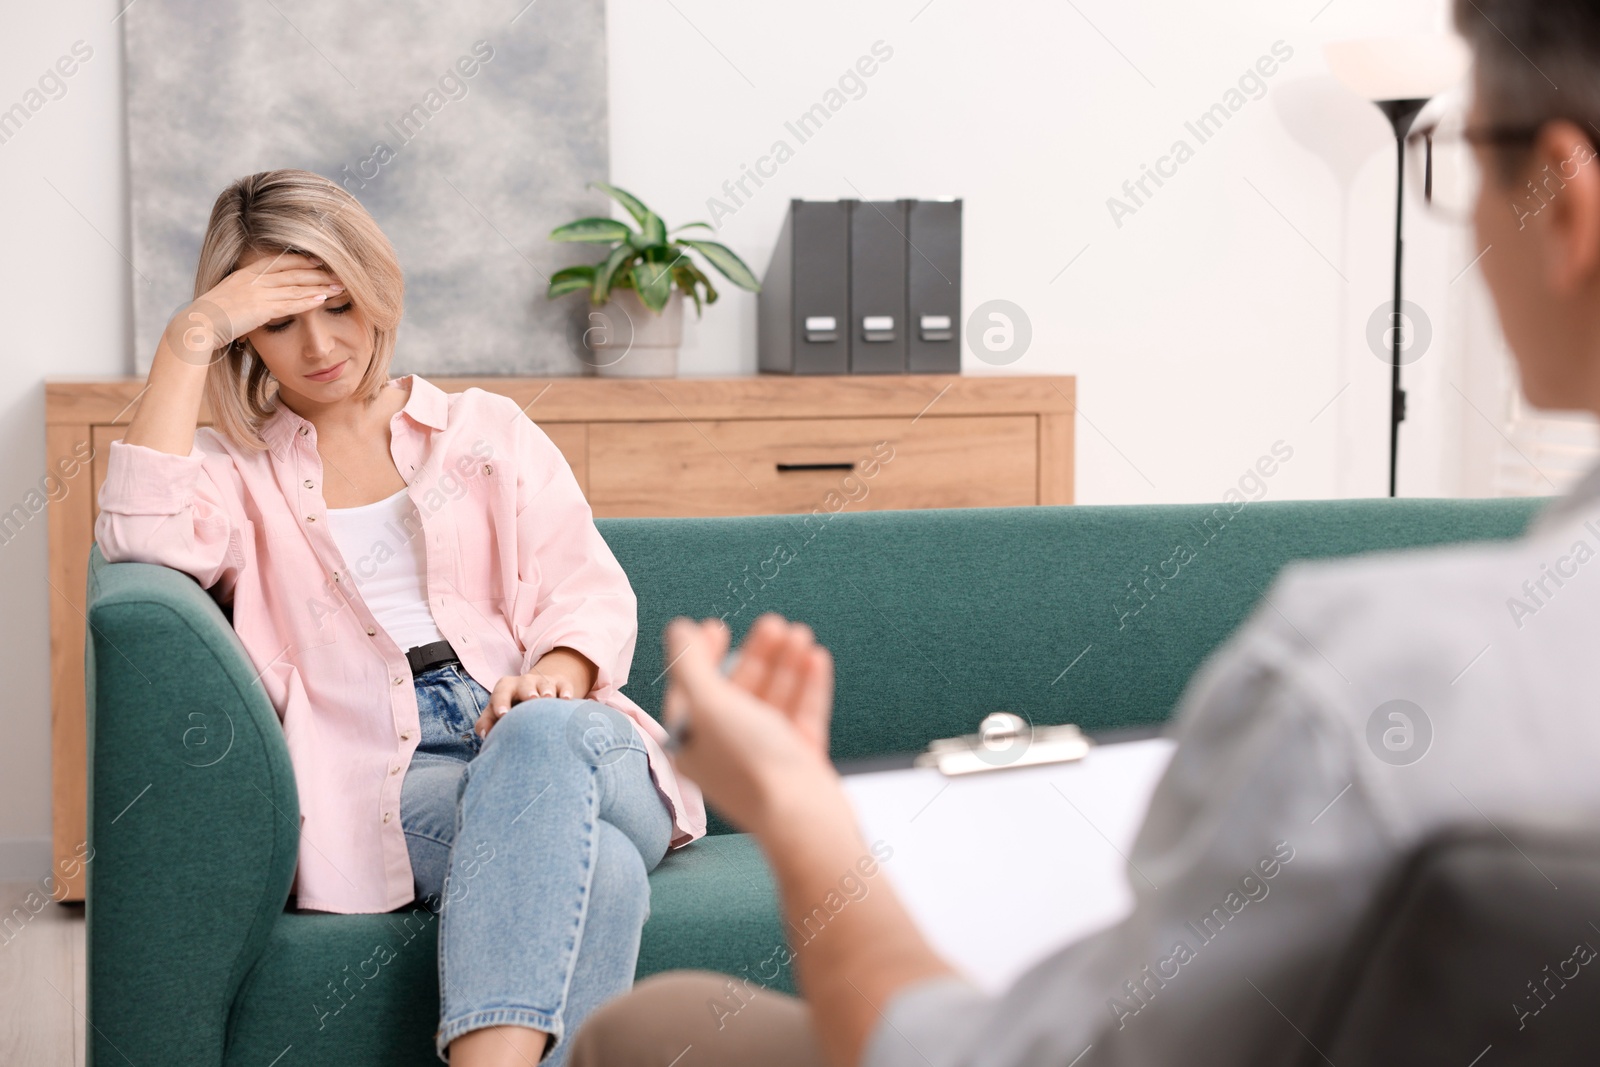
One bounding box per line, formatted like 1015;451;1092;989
549;217;635;243
657;244;691;270
675;261;717;303
628;228;670;254
670;221;716;234
590;182;666;245
672;259;704;292
588;181;651;226
547;264;596;298
592;244;638;304
671;263;702;316
677;274;703;316
680;239;761;292
547;277;591;297
633;261;674;312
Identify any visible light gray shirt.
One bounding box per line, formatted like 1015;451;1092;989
866;471;1600;1067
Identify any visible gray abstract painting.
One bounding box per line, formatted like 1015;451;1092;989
125;0;609;375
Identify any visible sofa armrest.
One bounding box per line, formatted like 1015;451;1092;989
85;548;299;1066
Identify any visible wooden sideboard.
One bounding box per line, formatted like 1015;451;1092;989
45;373;1075;900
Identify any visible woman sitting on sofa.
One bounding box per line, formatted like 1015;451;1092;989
94;167;706;1067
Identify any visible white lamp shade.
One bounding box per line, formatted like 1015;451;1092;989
1324;35;1471;101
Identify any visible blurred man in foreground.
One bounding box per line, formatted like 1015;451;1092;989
573;3;1600;1063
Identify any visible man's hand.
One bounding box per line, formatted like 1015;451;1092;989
724;612;834;760
660;614;836;837
476;647;598;739
663;613;956;1067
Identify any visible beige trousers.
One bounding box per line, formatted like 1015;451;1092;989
568;969;830;1067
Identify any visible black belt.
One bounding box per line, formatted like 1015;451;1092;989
406;640;461;676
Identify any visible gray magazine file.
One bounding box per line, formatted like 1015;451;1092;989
758;199;850;374
758;198;963;374
848;199;908;374
906;198;962;373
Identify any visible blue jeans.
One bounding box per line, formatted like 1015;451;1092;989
399;664;673;1064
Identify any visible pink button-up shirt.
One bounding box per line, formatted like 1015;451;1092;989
94;373;706;914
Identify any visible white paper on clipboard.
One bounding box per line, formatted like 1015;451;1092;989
840;736;1177;995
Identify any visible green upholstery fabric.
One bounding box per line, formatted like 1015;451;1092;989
86;497;1547;1066
222;834;783;1066
225;910;442;1065
607;498;1545;833
85;556;302;1066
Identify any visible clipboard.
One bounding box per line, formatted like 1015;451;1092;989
912;711;1092;776
838;723;1176;993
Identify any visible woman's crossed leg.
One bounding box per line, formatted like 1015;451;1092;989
401;692;673;1066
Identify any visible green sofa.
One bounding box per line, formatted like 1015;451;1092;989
84;497;1545;1066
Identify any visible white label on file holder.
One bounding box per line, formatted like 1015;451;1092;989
862;315;895;342
803;316;837;342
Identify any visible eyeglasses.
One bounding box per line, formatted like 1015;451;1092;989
1402;100;1600;225
1404;107;1546;222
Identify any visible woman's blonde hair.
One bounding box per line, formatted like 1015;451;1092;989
194;169;404;450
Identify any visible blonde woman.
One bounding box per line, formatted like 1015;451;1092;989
95;169;707;1066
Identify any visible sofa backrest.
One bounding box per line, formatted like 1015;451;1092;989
84;497;1547;845
601;498;1544;770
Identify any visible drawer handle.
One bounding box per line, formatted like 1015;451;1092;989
776;462;856;473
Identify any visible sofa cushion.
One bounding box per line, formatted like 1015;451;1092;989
224;906;442;1066
222;833;787;1065
636;831;789;991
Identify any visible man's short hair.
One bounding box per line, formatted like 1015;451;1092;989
1455;1;1600;128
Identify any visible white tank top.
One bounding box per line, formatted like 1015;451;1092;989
325;487;448;651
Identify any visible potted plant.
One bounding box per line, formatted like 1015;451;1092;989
547;182;760;377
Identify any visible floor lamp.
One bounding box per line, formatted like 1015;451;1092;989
1326;37;1469;497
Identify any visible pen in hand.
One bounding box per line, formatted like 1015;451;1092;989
663;649;739;754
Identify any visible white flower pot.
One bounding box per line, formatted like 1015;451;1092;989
581;288;684;378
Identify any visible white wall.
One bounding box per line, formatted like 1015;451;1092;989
0;0;1502;875
0;1;130;876
606;0;1482;505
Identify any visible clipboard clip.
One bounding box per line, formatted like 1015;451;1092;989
913;712;1093;777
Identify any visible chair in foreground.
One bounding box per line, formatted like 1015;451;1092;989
1302;825;1600;1066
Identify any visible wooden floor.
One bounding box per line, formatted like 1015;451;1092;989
0;881;85;1067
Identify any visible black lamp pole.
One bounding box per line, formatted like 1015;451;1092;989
1376;98;1429;498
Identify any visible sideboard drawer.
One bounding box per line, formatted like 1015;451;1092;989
586;415;1039;517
